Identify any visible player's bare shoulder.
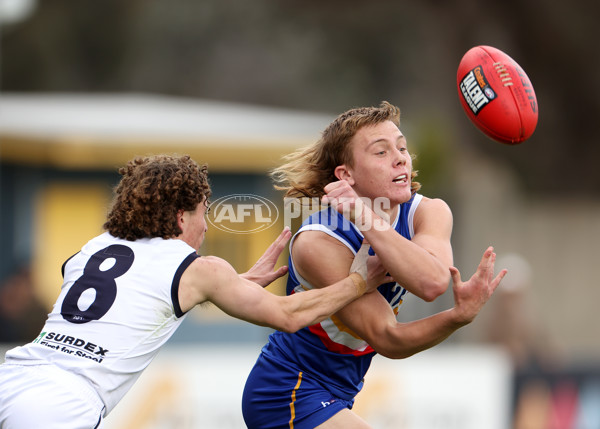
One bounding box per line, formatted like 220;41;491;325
178;255;238;312
417;196;452;214
293;230;353;261
413;196;453;231
193;255;235;272
292;230;354;287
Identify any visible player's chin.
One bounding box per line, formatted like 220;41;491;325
396;183;413;198
384;188;412;206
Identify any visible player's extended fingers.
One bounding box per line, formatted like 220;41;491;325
258;265;289;286
272;265;289;279
490;269;508;293
475;246;494;278
262;227;291;260
486;251;497;282
273;227;292;249
449;266;462;287
482;246;494;264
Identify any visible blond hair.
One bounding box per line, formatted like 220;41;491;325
271;101;420;198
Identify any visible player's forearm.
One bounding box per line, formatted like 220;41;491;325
375;308;468;359
358;208;448;301
279;274;365;333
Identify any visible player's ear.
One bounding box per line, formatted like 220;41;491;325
334;165;355;185
176;209;185;228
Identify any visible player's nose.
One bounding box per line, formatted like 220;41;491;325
394;149;406;165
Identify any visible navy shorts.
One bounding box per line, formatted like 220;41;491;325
242;352;354;429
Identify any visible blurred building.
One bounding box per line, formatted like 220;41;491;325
3;92;600;428
0;92;333;341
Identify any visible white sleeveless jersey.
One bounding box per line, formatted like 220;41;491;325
3;232;198;415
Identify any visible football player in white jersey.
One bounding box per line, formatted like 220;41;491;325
0;154;389;429
242;102;508;429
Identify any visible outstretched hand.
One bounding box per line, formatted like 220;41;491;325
241;227;292;287
450;246;508;325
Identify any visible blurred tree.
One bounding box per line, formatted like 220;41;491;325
1;0;598;195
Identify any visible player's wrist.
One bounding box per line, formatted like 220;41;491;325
349;272;367;297
448;307;474;327
354;207;390;232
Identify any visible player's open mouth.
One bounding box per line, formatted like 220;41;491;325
392;174;407;183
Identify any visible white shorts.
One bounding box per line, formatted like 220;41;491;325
0;363;106;429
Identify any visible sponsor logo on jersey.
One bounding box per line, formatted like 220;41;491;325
459;66;496;115
33;331;109;363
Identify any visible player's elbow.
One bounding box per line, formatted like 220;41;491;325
420;278;447;302
272;301;317;334
276;313;310;334
412;275;446;302
377;347;417;360
372;337;418;360
369;324;419;360
405;267;449;302
423;266;452;301
278;321;301;334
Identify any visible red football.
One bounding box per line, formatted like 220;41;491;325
457;45;538;145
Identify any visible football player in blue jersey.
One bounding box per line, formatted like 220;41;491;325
242;102;507;428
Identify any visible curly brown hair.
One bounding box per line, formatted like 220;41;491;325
270;101;420;198
103;154;211;240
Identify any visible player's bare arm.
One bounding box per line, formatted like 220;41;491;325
323;180;453;301
292;230;406;348
178;248;385;333
291;231;355;288
293;235;506;359
363;197;453;301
